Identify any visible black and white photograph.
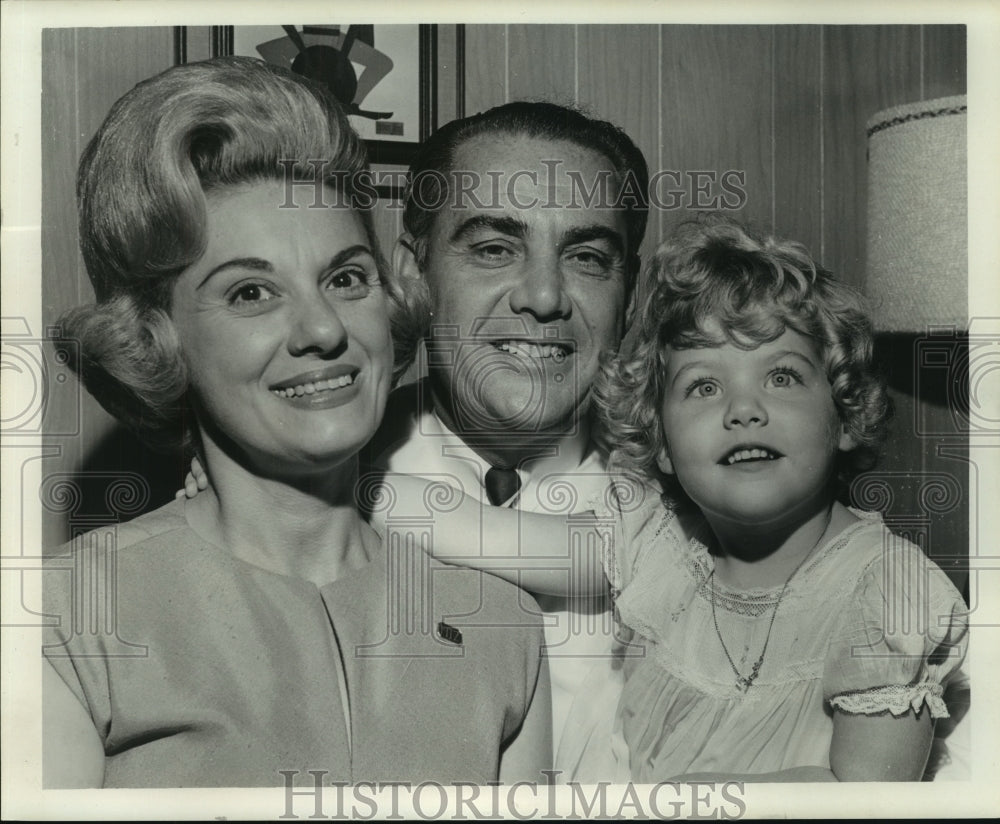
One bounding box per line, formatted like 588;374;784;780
1;0;998;819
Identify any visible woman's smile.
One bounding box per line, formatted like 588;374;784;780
269;365;360;403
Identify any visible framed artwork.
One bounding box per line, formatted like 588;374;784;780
175;24;462;170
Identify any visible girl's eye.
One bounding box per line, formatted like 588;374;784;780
228;282;277;306
768;367;804;388
685;378;721;398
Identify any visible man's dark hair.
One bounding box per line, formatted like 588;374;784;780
402;100;650;287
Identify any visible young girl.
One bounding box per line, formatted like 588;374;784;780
582;217;969;782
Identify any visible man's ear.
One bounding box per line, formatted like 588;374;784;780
393;232;423;284
656;445;674;475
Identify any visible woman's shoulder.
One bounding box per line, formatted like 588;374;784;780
42;499;205;619
45;497;190;558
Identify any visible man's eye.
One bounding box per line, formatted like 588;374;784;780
228;282;277;306
567;249;611;273
472;242;513;263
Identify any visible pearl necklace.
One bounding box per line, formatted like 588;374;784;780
708;536;822;692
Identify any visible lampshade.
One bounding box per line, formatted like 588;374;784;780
865;95;967;332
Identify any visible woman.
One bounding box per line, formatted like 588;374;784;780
43;56;550;788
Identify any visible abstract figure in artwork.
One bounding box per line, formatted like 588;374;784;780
256;25;395;120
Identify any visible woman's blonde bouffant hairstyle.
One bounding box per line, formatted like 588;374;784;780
593;216;891;498
61;56;424;451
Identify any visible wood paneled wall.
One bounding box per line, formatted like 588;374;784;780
41;25;969;592
466;24;966;284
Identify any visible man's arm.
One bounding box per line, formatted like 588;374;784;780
372;471;609;597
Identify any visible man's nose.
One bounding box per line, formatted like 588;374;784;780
287;295;349;356
724;388;768;429
508;255;571;320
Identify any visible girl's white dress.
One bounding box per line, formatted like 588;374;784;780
560;481;969;782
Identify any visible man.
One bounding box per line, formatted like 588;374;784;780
367;101;650;778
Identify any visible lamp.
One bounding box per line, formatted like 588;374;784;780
865;95;967;332
860;95;970;607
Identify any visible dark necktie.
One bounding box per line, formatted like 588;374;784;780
484;466;522;507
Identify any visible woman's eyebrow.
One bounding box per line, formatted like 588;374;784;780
326;245;375;268
197;257;272;289
196;245;373;290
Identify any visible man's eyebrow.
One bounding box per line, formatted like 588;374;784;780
562;225;625;257
448;215;528;245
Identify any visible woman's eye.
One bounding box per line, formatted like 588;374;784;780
228;282;276;306
327;267;374;296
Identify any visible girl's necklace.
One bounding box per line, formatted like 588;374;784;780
708;528;827;692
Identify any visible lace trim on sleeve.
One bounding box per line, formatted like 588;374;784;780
582;481;623;596
586;474;661;597
829;683;949;719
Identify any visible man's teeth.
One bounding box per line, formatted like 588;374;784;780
497;342;568;361
726;448;778;465
272;374;354;398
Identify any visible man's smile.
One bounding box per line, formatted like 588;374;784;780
492;340;574;361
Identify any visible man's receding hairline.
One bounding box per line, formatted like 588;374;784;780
448;131;622;176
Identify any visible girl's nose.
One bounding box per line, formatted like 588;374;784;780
724;389;768;429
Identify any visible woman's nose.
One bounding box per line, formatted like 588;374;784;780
724;389;768;429
508;256;572;321
287;296;348;356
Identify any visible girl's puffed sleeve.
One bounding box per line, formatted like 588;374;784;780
822;533;969;719
584;474;669;597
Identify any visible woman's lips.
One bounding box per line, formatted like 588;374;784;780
271;373;355;399
270;366;361;408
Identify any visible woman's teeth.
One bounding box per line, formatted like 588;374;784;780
272;374;354;398
726;448;777;465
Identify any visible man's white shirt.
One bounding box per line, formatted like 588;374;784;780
370;380;619;772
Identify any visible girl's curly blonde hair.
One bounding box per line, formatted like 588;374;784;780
592;216;890;498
